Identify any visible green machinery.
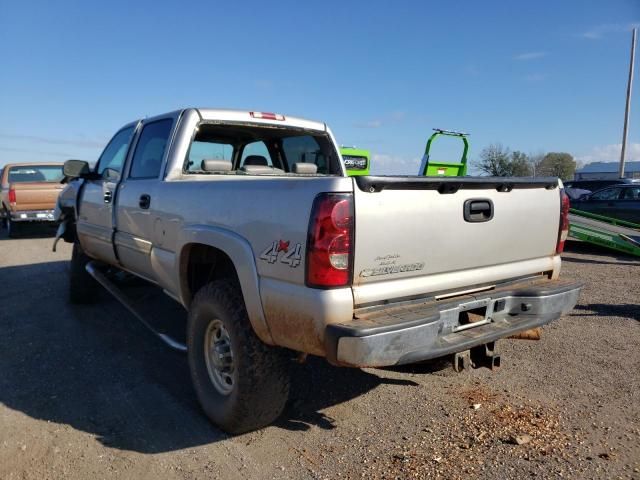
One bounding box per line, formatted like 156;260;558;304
419;128;469;177
340;146;371;176
569;209;640;257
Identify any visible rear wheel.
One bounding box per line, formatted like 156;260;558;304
187;280;291;434
69;241;100;304
7;217;21;238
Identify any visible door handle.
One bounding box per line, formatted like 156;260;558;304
464;199;494;222
104;191;113;204
139;194;151;209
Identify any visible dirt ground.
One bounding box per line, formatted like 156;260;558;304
0;226;638;480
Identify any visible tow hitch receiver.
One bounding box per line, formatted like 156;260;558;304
453;342;501;372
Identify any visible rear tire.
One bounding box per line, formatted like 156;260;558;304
69;242;100;304
187;280;291;434
7;218;20;238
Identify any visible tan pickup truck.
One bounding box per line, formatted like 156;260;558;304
0;163;65;237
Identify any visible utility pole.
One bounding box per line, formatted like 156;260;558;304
619;27;637;179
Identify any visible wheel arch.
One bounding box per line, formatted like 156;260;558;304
177;226;274;345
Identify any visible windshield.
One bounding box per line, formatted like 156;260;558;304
8;165;64;183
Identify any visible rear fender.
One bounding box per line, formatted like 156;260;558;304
176;225;274;345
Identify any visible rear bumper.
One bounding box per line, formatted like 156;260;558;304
325;278;583;367
9;209;56;222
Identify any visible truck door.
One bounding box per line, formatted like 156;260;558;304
114;117;175;282
76;125;137;263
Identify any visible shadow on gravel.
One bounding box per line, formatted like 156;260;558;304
0;260;421;452
278;358;420;432
572;303;640;322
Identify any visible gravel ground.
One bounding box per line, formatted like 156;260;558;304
0;226;638;480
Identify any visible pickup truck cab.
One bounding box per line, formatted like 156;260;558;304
1;162;64;237
55;108;582;433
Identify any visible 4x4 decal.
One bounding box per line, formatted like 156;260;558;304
260;240;302;268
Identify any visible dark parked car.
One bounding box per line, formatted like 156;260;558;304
570;184;640;224
563;178;639;192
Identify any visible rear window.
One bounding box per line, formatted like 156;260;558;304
8;165;64;183
187;141;234;172
184;123;340;175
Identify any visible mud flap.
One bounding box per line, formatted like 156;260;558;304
52;221;68;252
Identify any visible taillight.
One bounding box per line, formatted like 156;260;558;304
306;193;354;288
556;189;570;254
8;187;16;205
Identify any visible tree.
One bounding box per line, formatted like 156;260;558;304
527;151;546;177
476;144;532;176
510;151;533;176
537;152;576;180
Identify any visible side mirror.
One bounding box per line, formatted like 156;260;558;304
63;159;91;179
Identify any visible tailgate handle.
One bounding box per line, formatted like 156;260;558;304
464;199;493;222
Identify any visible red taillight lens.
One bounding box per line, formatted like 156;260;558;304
8;187;16;204
556;189;570;254
306;193;354;288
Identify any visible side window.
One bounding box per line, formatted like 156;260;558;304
129;119;173;179
97;127;134;175
622;187;640;200
591;188;622;201
282;135;327;173
240;141;273;167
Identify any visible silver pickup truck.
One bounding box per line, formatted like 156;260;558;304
55;108;582;433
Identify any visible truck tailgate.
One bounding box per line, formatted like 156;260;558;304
11;182;64;211
352;176;561;305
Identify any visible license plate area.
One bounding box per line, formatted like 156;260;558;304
453;298;494;332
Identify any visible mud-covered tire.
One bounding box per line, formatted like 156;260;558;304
69;242;100;304
187;280;291;434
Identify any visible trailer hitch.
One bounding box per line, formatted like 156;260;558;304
453;341;501;372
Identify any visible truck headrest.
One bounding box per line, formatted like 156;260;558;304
292;162;318;174
201;159;232;172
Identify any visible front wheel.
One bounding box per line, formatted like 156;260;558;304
187;280;291;434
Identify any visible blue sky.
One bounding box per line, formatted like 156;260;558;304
0;0;638;174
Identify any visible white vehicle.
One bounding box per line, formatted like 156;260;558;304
55;108;582;433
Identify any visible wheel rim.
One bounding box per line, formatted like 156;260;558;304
204;319;235;395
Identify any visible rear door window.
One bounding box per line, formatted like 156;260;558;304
129;119;173;179
622;187;640;200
